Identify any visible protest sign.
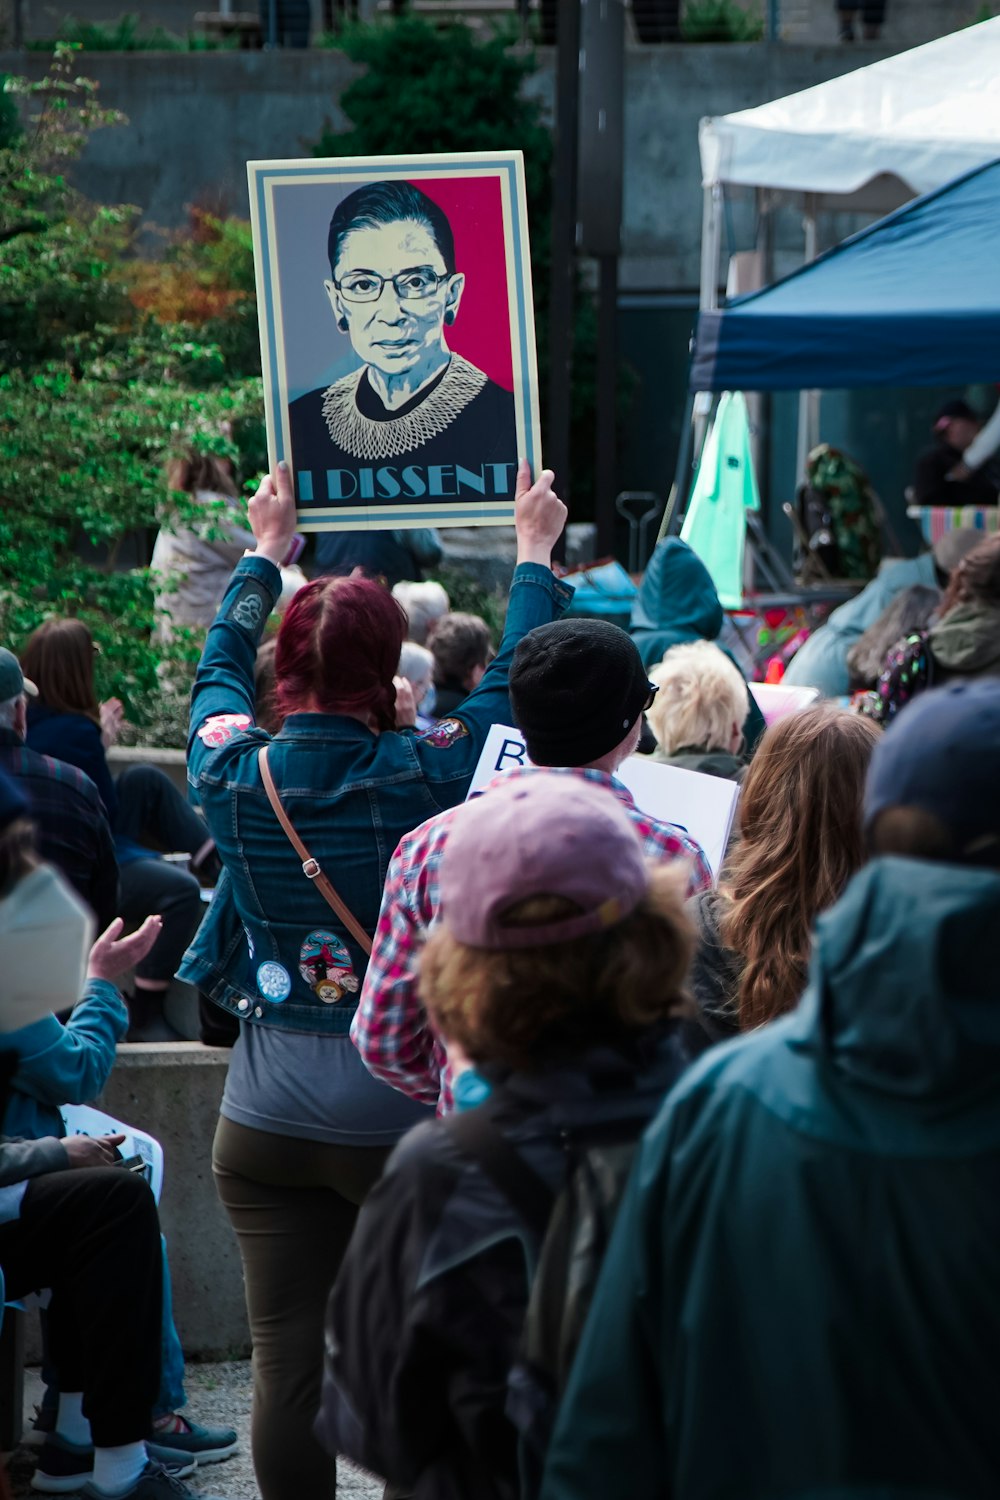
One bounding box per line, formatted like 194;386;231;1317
248;152;540;534
467;725;740;881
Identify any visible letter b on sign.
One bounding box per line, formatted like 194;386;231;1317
495;737;528;773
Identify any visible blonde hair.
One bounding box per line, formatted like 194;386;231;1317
648;640;749;756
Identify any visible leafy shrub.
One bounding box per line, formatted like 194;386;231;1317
25;13;230;51
0;48;263;726
682;0;764;40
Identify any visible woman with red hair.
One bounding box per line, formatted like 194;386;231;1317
184;460;567;1500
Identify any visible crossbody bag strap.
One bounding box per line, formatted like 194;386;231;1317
257;745;373;956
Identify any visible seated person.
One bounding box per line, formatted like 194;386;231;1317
318;774;697;1500
429;611;494;718
20;620;215;1040
647;640;748;781
911;399;999;508
391;580;450;646
865;533;1000;725
844;582;939;691
629;538;765;751
0;822;238;1481
0;768;231;1500
0;647;118;931
542;680;1000;1500
397;641;436;729
783;528;981;697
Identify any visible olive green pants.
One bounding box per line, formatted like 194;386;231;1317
213;1115;390;1500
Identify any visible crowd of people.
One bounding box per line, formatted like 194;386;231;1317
2;444;1000;1500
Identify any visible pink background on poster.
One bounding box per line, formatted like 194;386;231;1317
415;175;515;393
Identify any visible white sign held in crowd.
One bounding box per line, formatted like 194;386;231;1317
467;725;740;882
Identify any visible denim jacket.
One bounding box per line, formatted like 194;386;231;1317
182;554;571;1034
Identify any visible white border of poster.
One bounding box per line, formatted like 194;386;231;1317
247;151;540;533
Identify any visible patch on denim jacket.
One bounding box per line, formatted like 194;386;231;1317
418;717;470;749
299;931;359;1004
227;580;269;637
257;961;292;1003
196;712;252;748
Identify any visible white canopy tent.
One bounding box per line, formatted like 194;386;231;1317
693;18;1000;486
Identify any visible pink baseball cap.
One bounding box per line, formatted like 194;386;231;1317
439;773;649;950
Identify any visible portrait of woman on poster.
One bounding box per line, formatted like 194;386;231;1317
288;179;517;496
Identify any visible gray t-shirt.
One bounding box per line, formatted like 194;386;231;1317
220;1023;431;1146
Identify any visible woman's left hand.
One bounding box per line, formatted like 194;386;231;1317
249;461;298;567
100;697;125;747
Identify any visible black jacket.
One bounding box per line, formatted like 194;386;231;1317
317;1028;693;1500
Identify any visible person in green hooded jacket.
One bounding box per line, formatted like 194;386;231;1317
541;678;1000;1500
629;538;765;752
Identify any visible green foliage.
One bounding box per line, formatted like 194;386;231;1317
682;0;764;41
312;18;601;516
0;47;263;726
25;14;229;51
0;78;20;148
429;565;508;643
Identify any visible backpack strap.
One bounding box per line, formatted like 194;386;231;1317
444;1104;554;1240
257;745;373;956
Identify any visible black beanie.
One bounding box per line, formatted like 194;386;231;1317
510;619;650;766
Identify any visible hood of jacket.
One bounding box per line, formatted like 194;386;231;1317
788;855;1000;1101
929;601;1000;675
629;540;724;663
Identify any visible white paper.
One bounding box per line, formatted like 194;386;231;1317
467;725;739;881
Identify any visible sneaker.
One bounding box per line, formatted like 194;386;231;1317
81;1461;227;1499
32;1437;194;1495
149;1414;238;1465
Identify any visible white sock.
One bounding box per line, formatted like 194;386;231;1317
55;1391;91;1448
91;1442;147;1496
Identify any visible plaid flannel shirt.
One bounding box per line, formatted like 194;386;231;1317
351;764;712;1114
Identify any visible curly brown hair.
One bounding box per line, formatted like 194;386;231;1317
418;864;693;1069
719;704;881;1031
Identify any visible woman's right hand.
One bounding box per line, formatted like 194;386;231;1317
248;461;298;567
513;459;567;567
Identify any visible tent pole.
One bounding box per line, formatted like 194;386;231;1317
699;183;722;312
795;196;820;483
661;390;697;540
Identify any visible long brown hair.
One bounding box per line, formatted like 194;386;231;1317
166;449;237;498
939;532;1000;617
720;704;881;1031
20;619;101;725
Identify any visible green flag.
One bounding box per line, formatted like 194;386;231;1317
681;392;760;609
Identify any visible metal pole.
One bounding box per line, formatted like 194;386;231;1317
547;0;581;541
595;252;618;555
267;0;279;47
766;0;779;41
795;196;819;484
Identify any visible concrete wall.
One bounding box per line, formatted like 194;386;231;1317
100;1044;251;1361
1;42;905;289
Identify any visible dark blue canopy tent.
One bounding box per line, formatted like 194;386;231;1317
690;159;1000;393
